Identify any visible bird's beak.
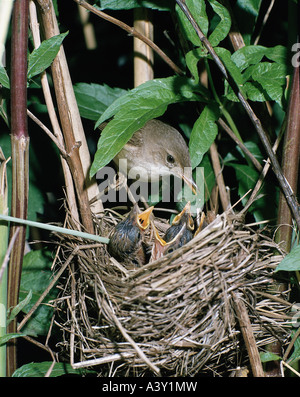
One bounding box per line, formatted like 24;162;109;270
172;168;198;195
151;222;189;261
137;206;154;230
173;201;190;223
181;174;198;195
194;211;206;236
154;226;168;247
172;201;194;230
150;225;170;260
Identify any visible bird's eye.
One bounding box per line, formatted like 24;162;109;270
166;247;175;254
166;154;175;164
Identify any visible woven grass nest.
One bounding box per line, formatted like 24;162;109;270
54;205;291;377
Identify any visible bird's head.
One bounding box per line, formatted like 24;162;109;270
141;120;198;194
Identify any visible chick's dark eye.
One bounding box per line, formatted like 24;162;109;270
166;154;175;164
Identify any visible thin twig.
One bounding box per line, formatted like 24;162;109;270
71;352;135;369
254;0;276;45
240;117;285;215
77;4;97;50
218;118;263;172
282;360;300;377
69;262;76;368
283;326;300;362
27;109;67;156
21;334;58;370
74;0;184;76
175;0;300;231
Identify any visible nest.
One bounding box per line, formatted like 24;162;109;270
53;207;292;376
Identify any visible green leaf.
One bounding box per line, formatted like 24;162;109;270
91;76;208;176
7;290;32;325
275;244;300;272
232;0;262;45
231;45;266;71
231;45;287;72
94;0;172;11
288;329;300;365
0;65;10;89
208;0;231;47
19;250;57;337
74;83;127;121
185;48;206;84
265;45;288;65
0;98;9;126
260;352;281;363
226;46;288;105
233;164;258;197
27;32;69;79
215;47;243;86
175;0;208;47
189;103;220;169
240;141;264;163
243;81;270;102
0;333;25;347
251;62;287;106
96;76;209;126
199;153;215;202
12;361;89;377
237;0;262;16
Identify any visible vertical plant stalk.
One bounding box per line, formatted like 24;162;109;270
265;65;300;375
277;65;300;251
232;293;265;377
209;142;230;213
7;0;30;377
133;8;154;87
77;5;97;50
35;0;99;232
29;1;81;226
0;150;9;377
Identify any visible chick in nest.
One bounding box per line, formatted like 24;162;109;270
150;202;195;261
108;204;154;267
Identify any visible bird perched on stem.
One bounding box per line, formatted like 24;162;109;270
108;204;154;267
